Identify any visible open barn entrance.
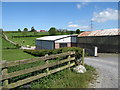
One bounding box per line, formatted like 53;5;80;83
60;43;67;48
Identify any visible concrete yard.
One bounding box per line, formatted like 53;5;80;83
85;53;118;88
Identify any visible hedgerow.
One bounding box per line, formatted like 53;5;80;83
23;47;87;57
12;35;49;38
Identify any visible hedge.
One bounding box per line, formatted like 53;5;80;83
23;47;87;57
12;35;50;38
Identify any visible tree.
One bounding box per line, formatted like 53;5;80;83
76;29;80;34
48;27;57;35
24;28;28;32
69;31;74;34
30;26;36;32
18;29;21;32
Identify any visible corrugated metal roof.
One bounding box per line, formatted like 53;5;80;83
78;28;119;37
78;31;91;36
36;35;77;41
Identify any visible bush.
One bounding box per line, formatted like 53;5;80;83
15;44;21;48
23;47;87;57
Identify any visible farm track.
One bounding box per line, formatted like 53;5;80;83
85;53;118;88
2;33;17;45
2;33;35;50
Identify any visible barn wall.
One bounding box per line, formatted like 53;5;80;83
77;35;119;53
71;36;77;43
36;40;54;50
55;43;59;49
71;43;77;47
67;42;71;47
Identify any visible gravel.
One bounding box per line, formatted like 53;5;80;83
85;53;118;88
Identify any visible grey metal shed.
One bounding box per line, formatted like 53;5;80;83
36;35;77;50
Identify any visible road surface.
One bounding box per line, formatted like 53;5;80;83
85;53;118;88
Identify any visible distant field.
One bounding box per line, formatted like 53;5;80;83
9;37;37;46
2;38;35;61
5;32;49;37
2;31;70;61
4;31;71;46
4;32;49;46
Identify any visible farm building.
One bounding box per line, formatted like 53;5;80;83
36;35;77;50
36;30;47;32
77;28;120;53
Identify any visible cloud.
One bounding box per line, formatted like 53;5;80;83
91;8;118;23
68;24;90;29
77;4;81;9
68;24;79;28
76;2;88;9
68;22;73;24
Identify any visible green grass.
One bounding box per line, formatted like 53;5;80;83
4;31;71;46
30;64;97;88
2;33;97;88
2;38;17;49
4;32;49;46
9;37;37;46
2;49;35;61
4;32;49;37
2;37;35;61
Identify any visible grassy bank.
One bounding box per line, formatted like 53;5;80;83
2;38;35;61
4;32;49;46
2;38;17;49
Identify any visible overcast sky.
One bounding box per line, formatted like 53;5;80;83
2;2;118;31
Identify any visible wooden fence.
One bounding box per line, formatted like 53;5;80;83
0;51;78;89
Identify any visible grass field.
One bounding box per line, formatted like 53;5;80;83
4;32;49;37
4;32;49;46
4;31;71;46
2;49;35;61
2;38;35;61
8;37;37;46
2;38;17;49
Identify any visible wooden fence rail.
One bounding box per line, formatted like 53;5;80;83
1;51;77;89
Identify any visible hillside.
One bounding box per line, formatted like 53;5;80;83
2;38;35;61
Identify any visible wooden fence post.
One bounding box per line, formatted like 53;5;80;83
2;61;9;87
45;54;49;74
2;68;8;87
45;60;49;73
82;49;85;66
68;55;71;70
